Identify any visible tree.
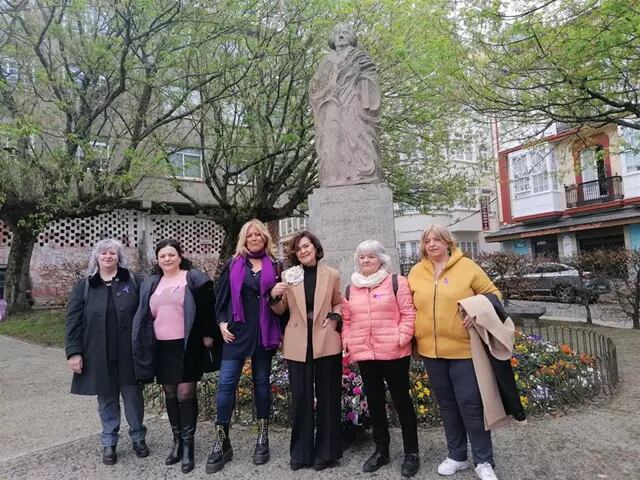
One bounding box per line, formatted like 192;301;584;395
597;249;640;330
475;251;533;306
1;0;482;311
168;0;482;259
452;0;640;131
0;0;249;311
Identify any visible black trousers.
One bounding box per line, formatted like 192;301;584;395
287;353;342;465
358;356;419;455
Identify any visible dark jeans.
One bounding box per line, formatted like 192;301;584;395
215;345;275;425
358;356;418;455
423;358;493;465
287;353;342;465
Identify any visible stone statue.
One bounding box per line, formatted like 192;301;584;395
309;24;382;187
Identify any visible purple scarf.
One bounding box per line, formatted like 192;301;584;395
229;250;281;349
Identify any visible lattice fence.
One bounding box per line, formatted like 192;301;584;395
150;215;224;255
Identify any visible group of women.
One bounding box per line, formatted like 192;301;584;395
66;219;523;480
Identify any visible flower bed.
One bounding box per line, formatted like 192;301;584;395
144;330;604;428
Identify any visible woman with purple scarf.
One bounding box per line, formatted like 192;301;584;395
206;219;283;474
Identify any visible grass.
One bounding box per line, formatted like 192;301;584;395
0;309;66;348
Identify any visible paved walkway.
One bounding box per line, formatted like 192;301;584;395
0;328;638;480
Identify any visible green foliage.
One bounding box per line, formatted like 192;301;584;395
452;0;640;130
0;310;66;347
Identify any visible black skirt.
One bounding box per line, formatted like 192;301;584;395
155;339;203;384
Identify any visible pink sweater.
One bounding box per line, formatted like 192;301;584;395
342;274;416;362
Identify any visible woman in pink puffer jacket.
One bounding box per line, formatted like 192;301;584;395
342;240;419;477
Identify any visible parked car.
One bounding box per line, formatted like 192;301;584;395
495;262;610;303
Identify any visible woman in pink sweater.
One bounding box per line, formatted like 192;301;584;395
342;240;419;477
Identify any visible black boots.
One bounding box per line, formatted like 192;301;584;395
179;398;198;474
132;440;150;458
165;396;182;466
253;418;270;465
401;453;421;477
362;447;390;472
102;445;117;465
206;424;233;473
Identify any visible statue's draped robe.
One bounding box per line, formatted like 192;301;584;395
309;46;381;186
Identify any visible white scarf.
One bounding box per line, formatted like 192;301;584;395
351;268;389;289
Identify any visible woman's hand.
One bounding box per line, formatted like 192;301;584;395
203;336;214;348
462;314;475;329
219;322;236;343
271;282;289;298
68;354;83;375
323;312;342;333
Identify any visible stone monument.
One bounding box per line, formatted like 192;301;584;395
308;23;399;285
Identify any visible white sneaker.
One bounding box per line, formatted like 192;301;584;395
437;457;468;476
475;462;499;480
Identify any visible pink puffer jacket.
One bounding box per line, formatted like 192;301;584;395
342;274;416;362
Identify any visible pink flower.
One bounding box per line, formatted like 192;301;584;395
353;386;362;395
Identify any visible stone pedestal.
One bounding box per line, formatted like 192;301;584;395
308;183;399;287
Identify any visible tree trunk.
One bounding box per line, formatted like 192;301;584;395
582;294;592;325
214;222;243;278
4;226;38;313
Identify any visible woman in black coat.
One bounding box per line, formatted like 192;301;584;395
206;219;283;474
65;238;148;466
132;239;221;474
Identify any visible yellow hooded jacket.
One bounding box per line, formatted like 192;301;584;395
408;248;501;359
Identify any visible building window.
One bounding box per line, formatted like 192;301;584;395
399;241;419;258
169;149;203;179
279;217;308;237
76;141;110;171
510;148;557;198
1;57;18;85
459;241;479;258
621;127;640;173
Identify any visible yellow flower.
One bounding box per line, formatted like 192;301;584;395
520;396;529;408
423;388;430;396
514;373;519;381
418;405;426;415
417;392;424;399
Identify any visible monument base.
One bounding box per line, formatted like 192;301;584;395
308;183;399;287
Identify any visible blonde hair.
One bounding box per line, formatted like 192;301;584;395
234;219;277;258
419;224;456;259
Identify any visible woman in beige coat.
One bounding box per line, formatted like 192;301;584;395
271;231;342;471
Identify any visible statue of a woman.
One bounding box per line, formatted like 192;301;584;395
309;24;382;187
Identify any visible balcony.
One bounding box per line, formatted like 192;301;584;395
565;176;623;209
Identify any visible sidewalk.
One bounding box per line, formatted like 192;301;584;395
0;328;638;480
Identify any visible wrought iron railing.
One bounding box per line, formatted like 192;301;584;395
565;176;623;208
520;323;618;398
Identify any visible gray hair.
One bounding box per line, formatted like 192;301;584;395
354;239;392;273
87;238;127;276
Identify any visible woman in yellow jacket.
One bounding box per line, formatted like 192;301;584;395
408;224;501;480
